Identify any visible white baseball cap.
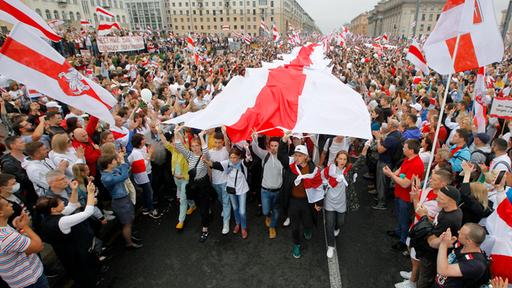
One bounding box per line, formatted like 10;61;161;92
294;145;308;156
409;103;422;112
46;101;61;109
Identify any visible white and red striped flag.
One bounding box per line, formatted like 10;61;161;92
423;0;504;74
47;19;64;28
80;20;91;26
173;43;371;142
272;23;280;43
221;25;230;31
97;22;120;36
95;6;114;19
0;0;61;42
260;20;269;34
186;35;195;50
241;33;252;45
406;40;430;75
473;67;487;133
483;188;512;284
27;88;43;98
0;24;118;125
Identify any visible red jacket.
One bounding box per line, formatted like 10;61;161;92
72;116;100;176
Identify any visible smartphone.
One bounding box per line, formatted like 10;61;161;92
495;170;507;185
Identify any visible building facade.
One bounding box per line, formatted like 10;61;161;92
366;0;444;38
164;0;318;36
126;0;166;31
349;11;368;36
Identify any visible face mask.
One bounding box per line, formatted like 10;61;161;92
11;182;20;193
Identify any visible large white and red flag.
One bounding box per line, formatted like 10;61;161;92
272;23;280;43
483;188;512;284
0;0;61;42
97;22;120;36
95;6;114;19
0;25;117;125
173;43;371;142
406;40;429;75
473;67;487;133
423;0;504;74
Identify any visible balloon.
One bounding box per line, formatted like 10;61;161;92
141;89;152;104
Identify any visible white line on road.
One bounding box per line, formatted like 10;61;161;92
322;209;342;288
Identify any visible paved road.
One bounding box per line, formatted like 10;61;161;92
100;177;409;288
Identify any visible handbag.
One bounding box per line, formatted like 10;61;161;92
226;169;238;195
124;178;136;205
409;215;435;258
188;156;201;181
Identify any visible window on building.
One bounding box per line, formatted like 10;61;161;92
212;1;215;6
420;24;424;31
259;0;267;4
429;14;433;21
270;16;273;21
421;13;425;21
181;17;184;22
186;2;188;6
213;17;216;21
270;0;273;7
193;10;196;14
173;10;176;15
53;10;59;19
214;25;217;29
253;16;255;21
427;25;431;31
253;24;256;29
178;2;182;7
194;25;197;29
122;15;125;22
219;10;222;14
35;8;42;17
436;14;440;20
252;9;255;15
271;9;273;15
200;25;203;29
234;17;237;21
206;10;209;14
234;25;237;29
45;9;51;19
61;11;66;20
93;14;98;23
239;1;242;6
69;11;74;20
220;17;223;21
241;24;244;29
119;0;123;8
232;1;235;6
172;2;175;6
116;15;120;22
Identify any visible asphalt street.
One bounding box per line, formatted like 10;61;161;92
99;177;409;288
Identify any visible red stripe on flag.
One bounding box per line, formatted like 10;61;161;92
408;45;427;64
0;0;61;41
497;191;512;228
225;44;317;142
445;33;479;73
0;37;112;109
490;254;512;282
473;0;482;24
442;0;465;12
131;159;146;174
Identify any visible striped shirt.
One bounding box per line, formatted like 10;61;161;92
0;226;43;288
175;140;209;180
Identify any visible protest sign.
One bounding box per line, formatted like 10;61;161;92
97;36;144;52
489;97;512;120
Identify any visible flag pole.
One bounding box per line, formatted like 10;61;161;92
421;34;462;192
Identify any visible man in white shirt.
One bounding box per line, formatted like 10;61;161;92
489;138;511;172
319;136;352;167
208;131;231;234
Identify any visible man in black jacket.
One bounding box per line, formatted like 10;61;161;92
278;133;322;259
0;136;37;209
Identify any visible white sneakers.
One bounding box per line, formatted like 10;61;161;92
283;217;291;227
394;280;416;288
222;222;230;235
334;229;340;237
400;271;412;280
326;246;335;258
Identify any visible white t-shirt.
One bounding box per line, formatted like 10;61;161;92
490;154;511;172
209;147;229;184
323;138;352;164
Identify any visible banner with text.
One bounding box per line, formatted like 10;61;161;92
489;97;512;120
97;36;144;52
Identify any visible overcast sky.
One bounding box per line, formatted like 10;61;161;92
296;0;511;33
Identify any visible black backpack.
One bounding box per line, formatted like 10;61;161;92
471;150;494;166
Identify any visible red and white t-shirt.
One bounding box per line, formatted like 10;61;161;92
0;226;44;288
128;147;152;184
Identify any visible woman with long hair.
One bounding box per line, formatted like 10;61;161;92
460;161;494;224
321;144;369;258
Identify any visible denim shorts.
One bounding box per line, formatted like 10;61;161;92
111;196;134;224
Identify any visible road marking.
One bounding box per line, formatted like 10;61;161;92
322;210;343;288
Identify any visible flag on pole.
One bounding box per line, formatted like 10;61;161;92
406;40;430;75
272;23;280;43
186;35;195;50
95;6;114;19
473;67;487;133
0;0;61;42
47;19;64;28
97;22;120;36
423;0;504;74
221;25;230;31
260;20;270;34
0;24;118;125
80;20;91;26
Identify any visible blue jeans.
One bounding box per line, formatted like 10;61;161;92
261;189;280;228
212;183;231;224
140;180;154;211
229;193;247;229
394;197;412;244
26;274;49;288
175;177;194;223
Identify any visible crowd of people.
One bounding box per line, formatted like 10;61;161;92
0;27;510;288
